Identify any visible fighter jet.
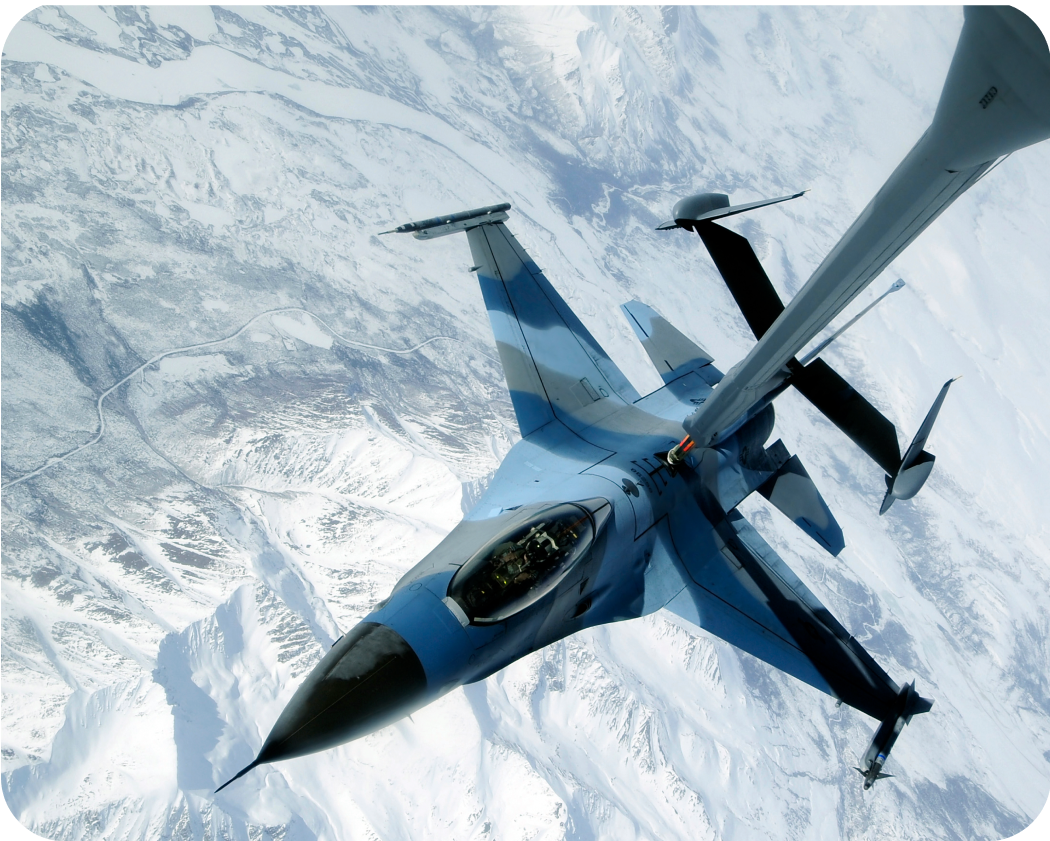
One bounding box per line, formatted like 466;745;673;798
217;7;1050;793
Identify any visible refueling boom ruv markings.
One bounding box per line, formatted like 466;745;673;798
216;7;1050;795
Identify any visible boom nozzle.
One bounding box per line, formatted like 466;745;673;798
660;435;696;475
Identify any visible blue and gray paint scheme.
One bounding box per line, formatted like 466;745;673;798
217;7;1050;794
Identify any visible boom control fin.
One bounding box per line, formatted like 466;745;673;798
879;377;960;515
789;361;958;515
656;190;806;231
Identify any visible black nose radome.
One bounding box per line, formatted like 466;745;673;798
262;622;429;760
217;622;427;791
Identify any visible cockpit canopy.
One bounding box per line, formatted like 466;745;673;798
447;503;596;625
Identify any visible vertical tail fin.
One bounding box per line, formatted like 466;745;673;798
620;300;721;386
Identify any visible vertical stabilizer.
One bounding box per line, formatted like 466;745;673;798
620;301;720;386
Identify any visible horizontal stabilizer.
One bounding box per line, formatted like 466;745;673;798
620;301;721;387
664;503;900;720
757;454;845;555
665;450;902;721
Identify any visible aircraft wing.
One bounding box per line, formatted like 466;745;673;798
662;451;902;720
465;222;640;437
682;6;1050;447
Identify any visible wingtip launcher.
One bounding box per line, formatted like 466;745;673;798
856;681;933;790
379;202;511;240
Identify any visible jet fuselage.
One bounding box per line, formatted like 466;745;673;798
244;397;776;770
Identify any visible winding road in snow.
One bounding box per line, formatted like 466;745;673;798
2;307;491;490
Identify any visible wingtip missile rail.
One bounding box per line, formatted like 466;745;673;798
379;202;511;239
856;681;934;790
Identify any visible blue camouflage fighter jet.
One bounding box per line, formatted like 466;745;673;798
218;7;1050;793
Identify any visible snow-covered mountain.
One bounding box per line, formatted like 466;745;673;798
3;6;1049;840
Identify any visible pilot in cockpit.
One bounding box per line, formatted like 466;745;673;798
449;504;596;624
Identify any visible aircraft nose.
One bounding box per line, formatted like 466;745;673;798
217;622;427;790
